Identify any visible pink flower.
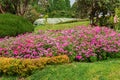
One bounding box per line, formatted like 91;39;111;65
118;34;120;37
76;55;82;60
47;53;53;57
24;54;30;58
93;27;101;33
110;32;116;36
13;50;19;55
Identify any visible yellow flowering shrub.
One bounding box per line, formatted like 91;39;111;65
0;57;49;76
0;55;69;76
48;55;69;64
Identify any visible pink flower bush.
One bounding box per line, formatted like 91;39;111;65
0;26;120;61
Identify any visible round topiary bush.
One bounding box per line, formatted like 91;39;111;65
0;13;34;38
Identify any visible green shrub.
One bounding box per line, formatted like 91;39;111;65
107;8;120;30
0;13;34;38
107;16;114;28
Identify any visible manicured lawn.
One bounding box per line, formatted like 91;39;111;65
34;21;89;32
27;58;120;80
1;58;120;80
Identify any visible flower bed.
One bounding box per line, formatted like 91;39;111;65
0;26;120;61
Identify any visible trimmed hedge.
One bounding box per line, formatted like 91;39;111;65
0;55;69;76
0;13;34;38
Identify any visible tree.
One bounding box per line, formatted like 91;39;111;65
71;1;77;17
38;0;49;13
76;0;120;26
0;0;15;14
65;0;71;10
0;0;31;16
76;0;90;18
46;0;72;17
53;0;66;11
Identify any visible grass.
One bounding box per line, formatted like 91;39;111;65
27;58;120;80
1;58;120;80
34;21;89;32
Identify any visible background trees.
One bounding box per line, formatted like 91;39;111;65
75;0;120;26
0;0;31;16
0;0;120;26
48;0;71;17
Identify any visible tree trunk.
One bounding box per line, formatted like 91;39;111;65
0;4;5;14
14;0;29;16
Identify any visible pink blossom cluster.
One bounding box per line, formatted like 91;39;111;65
0;26;120;61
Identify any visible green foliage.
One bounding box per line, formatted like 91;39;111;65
89;56;97;62
31;0;71;18
64;44;76;62
0;14;34;38
98;16;110;26
52;0;66;10
107;8;120;31
76;0;120;25
24;8;40;23
48;0;72;18
28;58;120;80
44;14;48;25
113;52;120;58
48;10;72;18
75;0;89;18
107;16;114;28
65;0;71;10
2;58;120;79
0;58;119;79
116;8;120;17
71;2;77;18
114;8;120;31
